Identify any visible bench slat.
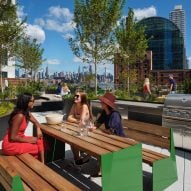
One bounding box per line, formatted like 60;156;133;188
4;156;56;191
17;153;81;191
123;119;170;138
126;130;170;149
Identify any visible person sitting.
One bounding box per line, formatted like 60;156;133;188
55;82;62;95
2;93;45;163
61;83;70;96
67;91;92;165
94;92;125;137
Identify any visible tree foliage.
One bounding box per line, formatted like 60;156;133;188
0;0;25;91
16;37;45;79
69;0;125;95
115;8;148;93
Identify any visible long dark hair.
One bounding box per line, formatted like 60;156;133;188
9;93;33;124
77;91;93;120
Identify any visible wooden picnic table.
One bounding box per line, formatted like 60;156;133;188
40;121;138;159
40;122;143;191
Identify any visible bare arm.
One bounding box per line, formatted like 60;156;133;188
10;114;37;143
29;113;43;138
67;104;79;124
146;84;151;94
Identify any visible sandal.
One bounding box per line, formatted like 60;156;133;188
75;157;90;165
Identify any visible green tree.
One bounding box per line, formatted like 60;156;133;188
16;37;45;80
0;0;25;92
115;8;148;95
69;0;125;95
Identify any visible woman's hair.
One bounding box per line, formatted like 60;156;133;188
9;93;33;124
76;91;93;120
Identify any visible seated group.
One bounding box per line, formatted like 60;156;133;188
1;91;125;167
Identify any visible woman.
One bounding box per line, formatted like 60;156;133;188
95;92;125;137
67;91;92;165
2;93;44;163
143;78;151;101
61;83;70;96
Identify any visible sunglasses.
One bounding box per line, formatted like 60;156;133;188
74;95;80;99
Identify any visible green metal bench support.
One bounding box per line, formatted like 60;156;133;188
101;143;143;191
153;128;178;191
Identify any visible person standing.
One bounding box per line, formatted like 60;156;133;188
143;78;152;101
169;74;176;94
61;83;70;96
2;93;45;163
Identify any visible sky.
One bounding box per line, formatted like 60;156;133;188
17;0;191;75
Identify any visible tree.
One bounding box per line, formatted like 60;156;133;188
115;8;148;95
16;37;45;80
0;0;25;92
69;0;125;95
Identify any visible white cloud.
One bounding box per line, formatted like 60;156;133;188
17;6;27;18
63;33;74;40
133;6;157;21
34;6;74;34
47;59;61;65
48;6;73;22
25;24;45;44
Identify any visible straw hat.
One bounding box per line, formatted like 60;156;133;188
99;92;116;109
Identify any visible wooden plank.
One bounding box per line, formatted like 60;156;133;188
123;119;170;138
4;156;56;191
0;156;31;191
40;124;110;158
0;175;11;191
17;153;81;191
125;129;170;149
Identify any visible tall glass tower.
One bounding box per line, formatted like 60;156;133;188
169;5;185;40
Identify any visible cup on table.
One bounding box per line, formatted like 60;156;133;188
61;114;67;131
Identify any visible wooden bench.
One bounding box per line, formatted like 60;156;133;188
123;119;178;191
0;153;81;191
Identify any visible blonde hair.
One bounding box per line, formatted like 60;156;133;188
143;78;150;86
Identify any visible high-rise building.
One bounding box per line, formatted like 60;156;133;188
169;5;185;40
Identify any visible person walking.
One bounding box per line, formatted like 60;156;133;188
143;78;152;101
168;74;176;94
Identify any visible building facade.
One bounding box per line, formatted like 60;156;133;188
169;5;185;41
138;16;186;70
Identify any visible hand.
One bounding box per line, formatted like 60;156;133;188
29;137;38;144
37;128;43;139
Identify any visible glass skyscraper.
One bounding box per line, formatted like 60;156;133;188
138;17;185;70
169;5;185;41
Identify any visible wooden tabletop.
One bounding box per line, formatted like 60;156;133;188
40;122;138;158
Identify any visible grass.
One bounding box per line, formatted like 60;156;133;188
0;102;15;117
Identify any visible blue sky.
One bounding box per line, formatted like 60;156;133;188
17;0;191;75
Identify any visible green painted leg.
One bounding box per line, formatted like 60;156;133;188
12;175;24;191
153;158;177;191
101;143;143;191
153;128;177;191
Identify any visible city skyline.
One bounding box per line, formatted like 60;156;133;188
18;0;191;75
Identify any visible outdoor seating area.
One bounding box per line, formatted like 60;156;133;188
0;96;190;191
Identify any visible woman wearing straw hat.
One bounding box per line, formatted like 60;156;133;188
94;92;125;137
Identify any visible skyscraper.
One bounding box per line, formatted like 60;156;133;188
169;5;185;40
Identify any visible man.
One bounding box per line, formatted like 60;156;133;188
169;74;176;94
